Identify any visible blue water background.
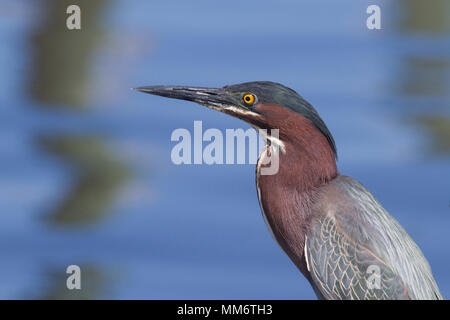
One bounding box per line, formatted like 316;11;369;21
0;0;449;299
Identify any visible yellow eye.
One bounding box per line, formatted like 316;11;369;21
243;93;256;105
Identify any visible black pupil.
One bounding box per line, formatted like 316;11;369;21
245;96;251;102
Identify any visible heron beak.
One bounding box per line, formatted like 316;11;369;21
134;85;237;110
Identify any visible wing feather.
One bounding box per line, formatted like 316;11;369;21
306;214;409;299
304;176;442;300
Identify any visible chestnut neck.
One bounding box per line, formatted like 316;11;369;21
271;116;337;193
256;116;337;274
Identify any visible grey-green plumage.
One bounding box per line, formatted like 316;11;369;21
305;176;443;300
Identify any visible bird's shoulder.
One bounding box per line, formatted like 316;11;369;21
311;175;386;247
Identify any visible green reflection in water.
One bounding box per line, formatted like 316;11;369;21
396;0;450;156
31;0;110;108
414;116;450;155
399;0;450;34
30;0;133;226
400;58;450;97
39;136;132;225
26;0;134;299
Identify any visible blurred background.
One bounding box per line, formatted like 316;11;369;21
0;0;449;299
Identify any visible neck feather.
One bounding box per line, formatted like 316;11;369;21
255;113;337;274
277;117;337;192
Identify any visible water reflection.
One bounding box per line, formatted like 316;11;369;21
30;0;131;225
28;0;131;298
400;58;450;97
399;0;450;34
414;116;450;155
39;136;131;225
396;0;450;156
30;0;110;108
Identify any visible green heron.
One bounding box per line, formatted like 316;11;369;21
135;81;442;300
